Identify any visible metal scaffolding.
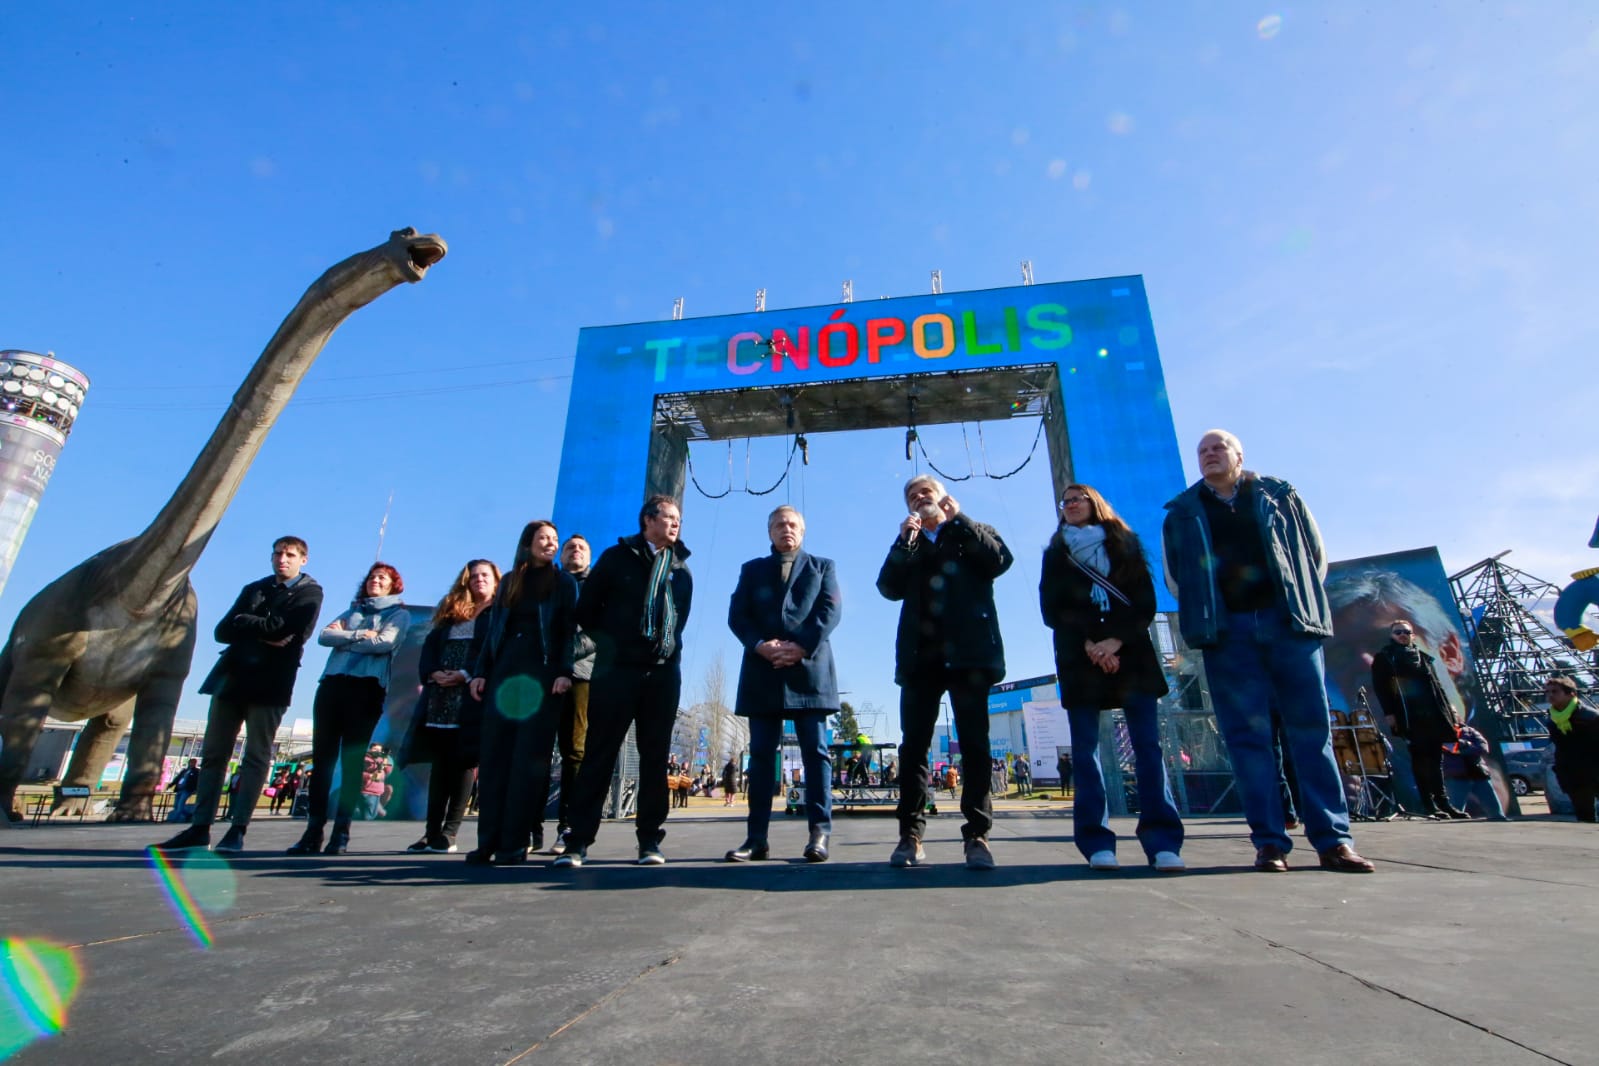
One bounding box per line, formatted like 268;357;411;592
1449;552;1598;740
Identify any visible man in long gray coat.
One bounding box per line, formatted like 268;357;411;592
724;505;842;864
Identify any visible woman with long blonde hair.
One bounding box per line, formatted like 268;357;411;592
398;559;500;853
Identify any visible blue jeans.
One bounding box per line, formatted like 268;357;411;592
1067;697;1183;861
1445;777;1507;820
1201;609;1354;855
745;714;832;840
167;790;194;822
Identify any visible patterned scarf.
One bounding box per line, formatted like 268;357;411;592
1061;523;1112;610
640;543;678;659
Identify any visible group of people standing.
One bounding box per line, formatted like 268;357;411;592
152;425;1591;870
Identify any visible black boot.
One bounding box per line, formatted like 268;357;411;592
323;821;351;855
724;839;770;862
803;828;830;863
286;824;325;855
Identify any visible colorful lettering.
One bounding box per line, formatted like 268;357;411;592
912;314;955;359
727;331;763;376
866;318;906;363
1026;304;1072;349
962;310;1003;356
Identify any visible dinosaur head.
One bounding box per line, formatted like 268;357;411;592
385;227;448;283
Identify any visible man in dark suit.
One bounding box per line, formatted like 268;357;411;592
878;475;1013;870
724;505;842;864
153;536;324;854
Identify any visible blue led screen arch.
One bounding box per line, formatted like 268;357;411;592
551;275;1187;609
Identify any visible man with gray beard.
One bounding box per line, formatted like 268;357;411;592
877;475;1013;870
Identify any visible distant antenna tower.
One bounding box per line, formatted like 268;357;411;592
930;270;943;295
755;289;766;312
375;489;395;560
672;297;684;320
841;280;854;303
1021;260;1035;285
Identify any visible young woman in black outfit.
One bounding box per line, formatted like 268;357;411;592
466;521;577;864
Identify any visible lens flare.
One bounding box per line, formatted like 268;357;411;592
495;674;546;721
145;848;225;949
1257;14;1282;39
0;938;82;1058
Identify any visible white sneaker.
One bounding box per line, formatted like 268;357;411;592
1152;850;1185;873
1088;850;1119;871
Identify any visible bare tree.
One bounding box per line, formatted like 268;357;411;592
699;652;731;769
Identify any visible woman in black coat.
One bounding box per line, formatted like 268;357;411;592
466;521;578;864
1040;484;1184;873
398;559;499;854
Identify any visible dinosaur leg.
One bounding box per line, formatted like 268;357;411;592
56;700;134;816
0;648;74;819
110;676;184;822
0;707;48;821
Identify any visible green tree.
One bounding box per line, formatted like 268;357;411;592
831;701;862;742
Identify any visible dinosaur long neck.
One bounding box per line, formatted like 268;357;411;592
120;250;404;612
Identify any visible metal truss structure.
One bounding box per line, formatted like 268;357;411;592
1450;553;1598;740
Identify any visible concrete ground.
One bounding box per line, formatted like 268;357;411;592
1;803;1593;1066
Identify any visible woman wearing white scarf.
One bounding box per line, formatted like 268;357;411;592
1040;484;1184;873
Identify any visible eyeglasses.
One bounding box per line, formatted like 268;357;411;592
1392;628;1413;636
1061;496;1091;506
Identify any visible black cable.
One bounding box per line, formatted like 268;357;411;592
915;416;1046;483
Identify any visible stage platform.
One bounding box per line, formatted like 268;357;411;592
2;808;1592;1065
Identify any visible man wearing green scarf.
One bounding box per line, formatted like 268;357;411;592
557;495;693;867
1544;676;1599;823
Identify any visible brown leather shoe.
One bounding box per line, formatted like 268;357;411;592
1253;844;1289;872
1318;844;1375;873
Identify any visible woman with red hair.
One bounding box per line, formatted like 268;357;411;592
289;562;412;856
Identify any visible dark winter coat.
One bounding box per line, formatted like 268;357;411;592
569;567;596;682
474;570;580;682
575;534;693;672
876;514;1012;687
396;613;491;769
728;548;841;718
1161;473;1330;649
1371;641;1458;737
1549;701;1599;794
1039;529;1168;711
198;573;325;707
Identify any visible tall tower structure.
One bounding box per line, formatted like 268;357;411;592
0;350;90;600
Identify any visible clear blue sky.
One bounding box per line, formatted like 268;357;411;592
4;4;1596;740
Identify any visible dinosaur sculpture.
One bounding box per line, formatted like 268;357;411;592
0;228;447;823
1554;515;1599;652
